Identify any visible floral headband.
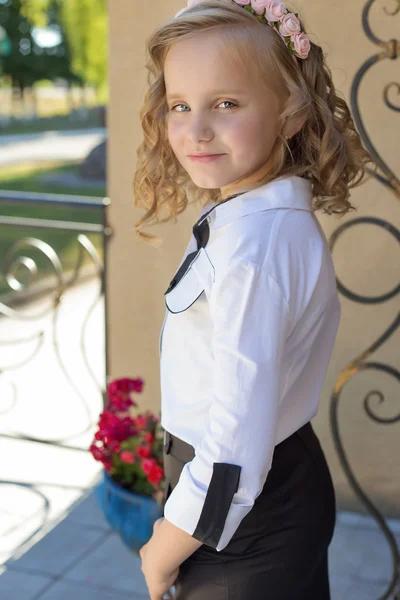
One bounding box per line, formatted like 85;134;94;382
175;0;311;60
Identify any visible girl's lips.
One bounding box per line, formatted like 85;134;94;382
188;154;225;163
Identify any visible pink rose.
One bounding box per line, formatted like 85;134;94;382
279;12;301;37
250;0;268;14
264;0;286;22
234;0;251;5
291;32;311;59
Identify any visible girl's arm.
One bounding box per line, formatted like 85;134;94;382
144;516;203;573
161;260;289;553
145;259;289;578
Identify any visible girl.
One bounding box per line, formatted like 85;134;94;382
133;1;372;598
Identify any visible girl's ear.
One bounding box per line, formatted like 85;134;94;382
281;108;308;140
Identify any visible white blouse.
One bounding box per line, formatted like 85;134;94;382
159;175;341;552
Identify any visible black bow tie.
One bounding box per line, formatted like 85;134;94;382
164;194;241;295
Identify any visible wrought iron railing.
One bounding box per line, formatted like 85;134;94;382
0;189;112;561
329;1;400;598
0;190;112;449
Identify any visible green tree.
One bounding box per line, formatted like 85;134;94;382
0;0;35;91
59;0;107;98
19;0;50;26
0;0;82;115
0;0;107;114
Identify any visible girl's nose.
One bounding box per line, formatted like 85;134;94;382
187;116;214;143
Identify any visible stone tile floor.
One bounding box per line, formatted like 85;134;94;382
1;483;399;600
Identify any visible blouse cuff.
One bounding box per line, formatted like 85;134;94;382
163;459;249;552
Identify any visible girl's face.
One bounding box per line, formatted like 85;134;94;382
164;30;284;197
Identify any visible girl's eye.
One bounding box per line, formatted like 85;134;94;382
171;104;189;112
218;100;236;109
170;100;237;112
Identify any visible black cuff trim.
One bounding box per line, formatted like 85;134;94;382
192;462;241;549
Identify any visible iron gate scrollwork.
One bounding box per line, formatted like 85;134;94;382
328;1;400;599
0;191;112;561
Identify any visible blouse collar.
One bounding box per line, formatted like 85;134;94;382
197;176;314;231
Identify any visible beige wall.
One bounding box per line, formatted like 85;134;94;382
108;0;399;515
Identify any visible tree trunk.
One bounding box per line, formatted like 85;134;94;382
31;85;39;119
18;82;26;117
11;82;20;118
67;80;74;113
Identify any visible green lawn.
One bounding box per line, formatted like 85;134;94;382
0;161;107;197
0;162;107;298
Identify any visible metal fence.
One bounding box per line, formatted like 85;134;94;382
328;1;400;597
0;190;111;452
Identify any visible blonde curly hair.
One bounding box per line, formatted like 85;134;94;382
133;0;373;247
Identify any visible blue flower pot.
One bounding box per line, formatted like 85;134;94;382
94;471;163;552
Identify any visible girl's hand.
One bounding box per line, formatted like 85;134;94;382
139;517;179;600
153;516;165;532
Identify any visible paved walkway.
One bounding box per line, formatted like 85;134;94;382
0;129;106;166
0;486;399;600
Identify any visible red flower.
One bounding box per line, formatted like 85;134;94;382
103;459;113;472
109;440;121;453
128;377;144;393
134;415;148;430
148;464;164;485
110;394;135;411
106;381;119;397
99;410;118;423
144;432;155;445
120;451;135;464
116;378;135;394
141;458;157;475
90;443;106;461
98;411;120;433
97;411;137;443
137;446;152;458
90;377;165;494
106;379;138;411
107;377;144;396
94;430;105;441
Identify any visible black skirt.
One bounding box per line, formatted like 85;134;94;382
162;421;336;600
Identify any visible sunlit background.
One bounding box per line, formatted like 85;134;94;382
0;0;110;588
0;0;107;196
